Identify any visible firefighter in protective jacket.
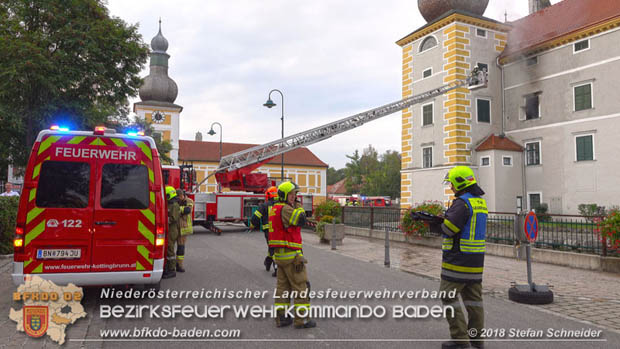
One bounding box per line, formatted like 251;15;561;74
177;189;193;273
268;181;316;329
163;186;181;279
250;186;279;276
429;166;487;349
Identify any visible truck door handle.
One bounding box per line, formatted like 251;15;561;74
95;221;117;225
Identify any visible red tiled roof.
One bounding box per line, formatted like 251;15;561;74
475;134;523;152
327;178;347;195
179;140;328;168
502;0;620;58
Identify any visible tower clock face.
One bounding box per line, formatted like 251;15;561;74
152;111;165;124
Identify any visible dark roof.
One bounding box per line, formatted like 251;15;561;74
501;0;620;58
179;140;328;168
397;9;508;45
327;178;347;195
475;134;523;152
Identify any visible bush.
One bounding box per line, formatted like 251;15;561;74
597;208;620;251
534;203;551;223
314;200;341;221
401;201;445;237
0;196;19;255
578;203;606;222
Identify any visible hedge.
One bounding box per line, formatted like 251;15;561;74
0;196;19;255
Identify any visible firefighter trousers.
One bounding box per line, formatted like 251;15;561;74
177;235;187;268
166;228;179;271
439;279;484;343
274;251;310;327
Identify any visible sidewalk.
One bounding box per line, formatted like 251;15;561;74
303;230;620;333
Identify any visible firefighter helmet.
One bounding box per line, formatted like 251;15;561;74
265;186;278;200
277;181;299;202
165;186;177;200
443;166;477;191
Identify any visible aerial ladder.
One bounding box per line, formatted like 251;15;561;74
196;67;488;192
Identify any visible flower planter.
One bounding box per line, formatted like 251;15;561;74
324;223;345;246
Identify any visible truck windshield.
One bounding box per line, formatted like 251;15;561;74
100;164;149;209
36;161;90;208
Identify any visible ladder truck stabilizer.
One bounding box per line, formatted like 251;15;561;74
195;68;487;192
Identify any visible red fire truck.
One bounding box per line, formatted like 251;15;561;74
13;126;167;286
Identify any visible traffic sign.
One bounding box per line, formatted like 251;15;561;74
524;211;538;242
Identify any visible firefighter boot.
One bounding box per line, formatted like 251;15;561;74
264;255;273;271
275;313;292;328
176;245;186;273
294;319;316;329
162;265;176;279
176;259;185;273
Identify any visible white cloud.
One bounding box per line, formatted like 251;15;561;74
106;0;551;168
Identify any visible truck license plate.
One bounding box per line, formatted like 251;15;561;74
37;249;81;259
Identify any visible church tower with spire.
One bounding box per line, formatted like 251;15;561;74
134;20;182;164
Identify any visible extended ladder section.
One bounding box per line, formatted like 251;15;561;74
214;68;487;175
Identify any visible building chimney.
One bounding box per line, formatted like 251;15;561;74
195;131;202;141
529;0;552;14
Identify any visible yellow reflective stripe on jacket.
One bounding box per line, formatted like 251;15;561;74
442;238;453;250
254;210;263;218
443;219;460;233
289;207;304;226
269;240;289;246
441;262;484;274
273;248;303;261
287;241;302;249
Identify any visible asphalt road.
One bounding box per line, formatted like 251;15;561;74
1;224;618;348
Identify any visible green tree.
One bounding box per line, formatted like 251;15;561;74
344;150;362;194
343;145;401;199
120;118;173;165
0;0;149;170
327;166;345;185
363;150;400;199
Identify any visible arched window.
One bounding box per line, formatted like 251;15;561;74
419;36;437;52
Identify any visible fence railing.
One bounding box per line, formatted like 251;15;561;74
339;207;616;257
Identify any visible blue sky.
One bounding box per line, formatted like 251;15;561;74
107;0;550;169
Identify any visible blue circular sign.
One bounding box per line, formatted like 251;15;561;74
524;211;538;242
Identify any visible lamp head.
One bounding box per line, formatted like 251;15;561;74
207;129;216;136
263;99;276;108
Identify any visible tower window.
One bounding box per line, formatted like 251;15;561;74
422;103;433;126
476;28;487;38
422;147;433;168
476;98;491;123
419;36;438;52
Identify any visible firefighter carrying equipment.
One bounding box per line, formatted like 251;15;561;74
441;192;488;283
268;195;315;328
277;181;300;202
443;166;477;192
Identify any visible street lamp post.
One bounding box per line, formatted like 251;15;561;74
207;122;222;192
263;89;284;183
